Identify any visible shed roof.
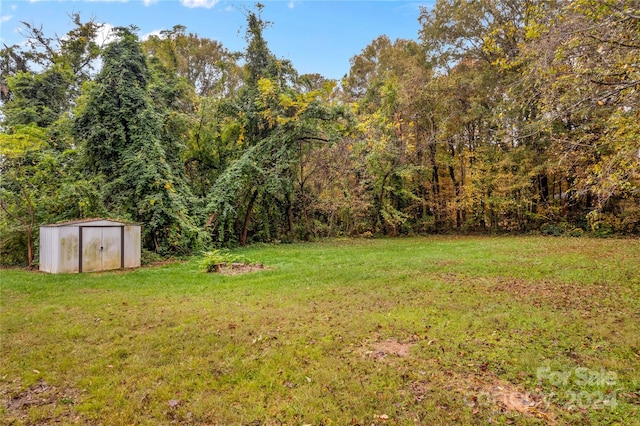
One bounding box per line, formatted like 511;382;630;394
40;218;140;227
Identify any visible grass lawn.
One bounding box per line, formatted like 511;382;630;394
1;236;639;425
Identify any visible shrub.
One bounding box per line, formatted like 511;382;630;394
141;249;164;266
201;249;250;272
568;228;584;237
540;222;565;236
0;229;28;266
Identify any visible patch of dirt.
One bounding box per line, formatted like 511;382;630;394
143;258;185;268
439;273;630;316
2;380;81;423
0;265;32;271
464;375;557;423
365;339;414;360
408;381;431;402
214;263;268;276
407;373;557;423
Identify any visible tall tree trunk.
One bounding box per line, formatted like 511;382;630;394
240;190;259;246
429;142;441;227
372;171;391;234
298;158;311;240
286;192;294;241
448;163;461;229
26;227;34;267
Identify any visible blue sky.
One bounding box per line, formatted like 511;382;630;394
0;0;434;80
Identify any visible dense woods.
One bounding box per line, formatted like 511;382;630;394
1;1;639;265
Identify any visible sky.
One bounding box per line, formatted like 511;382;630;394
0;0;434;80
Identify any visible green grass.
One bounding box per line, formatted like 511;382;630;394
1;236;639;425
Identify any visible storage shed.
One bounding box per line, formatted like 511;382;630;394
39;219;141;274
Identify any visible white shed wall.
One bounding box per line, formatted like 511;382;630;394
58;226;80;273
39;226;56;273
39;220;140;273
124;225;141;268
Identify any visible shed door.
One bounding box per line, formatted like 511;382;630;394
82;227;122;272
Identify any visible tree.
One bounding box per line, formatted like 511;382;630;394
0;124;103;265
0;125;48;266
206;6;349;245
345;36;444;234
73;27;202;253
2;66;74;128
419;0;528;70
525;0;640;220
143;25;242;98
0;16;108;265
0;14;104;108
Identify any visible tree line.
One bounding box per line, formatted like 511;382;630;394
1;1;638;265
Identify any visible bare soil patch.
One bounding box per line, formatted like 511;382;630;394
365;339;414;360
2;380;81;423
214;263;268;276
407;373;557;423
462;374;557;423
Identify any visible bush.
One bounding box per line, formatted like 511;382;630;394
587;211;618;238
593;223;614;238
0;229;28;266
568;227;584;237
141;249;164;266
201;249;250;272
540;222;565;236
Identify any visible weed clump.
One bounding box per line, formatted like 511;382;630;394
201;249;253;272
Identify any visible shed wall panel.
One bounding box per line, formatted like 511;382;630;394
124;225;141;268
102;227;122;270
82;227;103;273
39;227;54;273
49;227;61;273
58;226;79;273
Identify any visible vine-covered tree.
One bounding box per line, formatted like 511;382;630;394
206;6;349;245
73;26;202;254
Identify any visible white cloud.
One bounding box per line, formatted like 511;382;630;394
143;0;158;5
0;15;13;24
141;29;164;41
288;1;296;9
180;0;219;9
95;23;118;46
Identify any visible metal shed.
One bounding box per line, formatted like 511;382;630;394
39;219;141;274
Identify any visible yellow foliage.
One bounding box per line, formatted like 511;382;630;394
237;128;245;145
257;78;275;96
278;93;295;109
164;182;176;193
0;125;47;158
